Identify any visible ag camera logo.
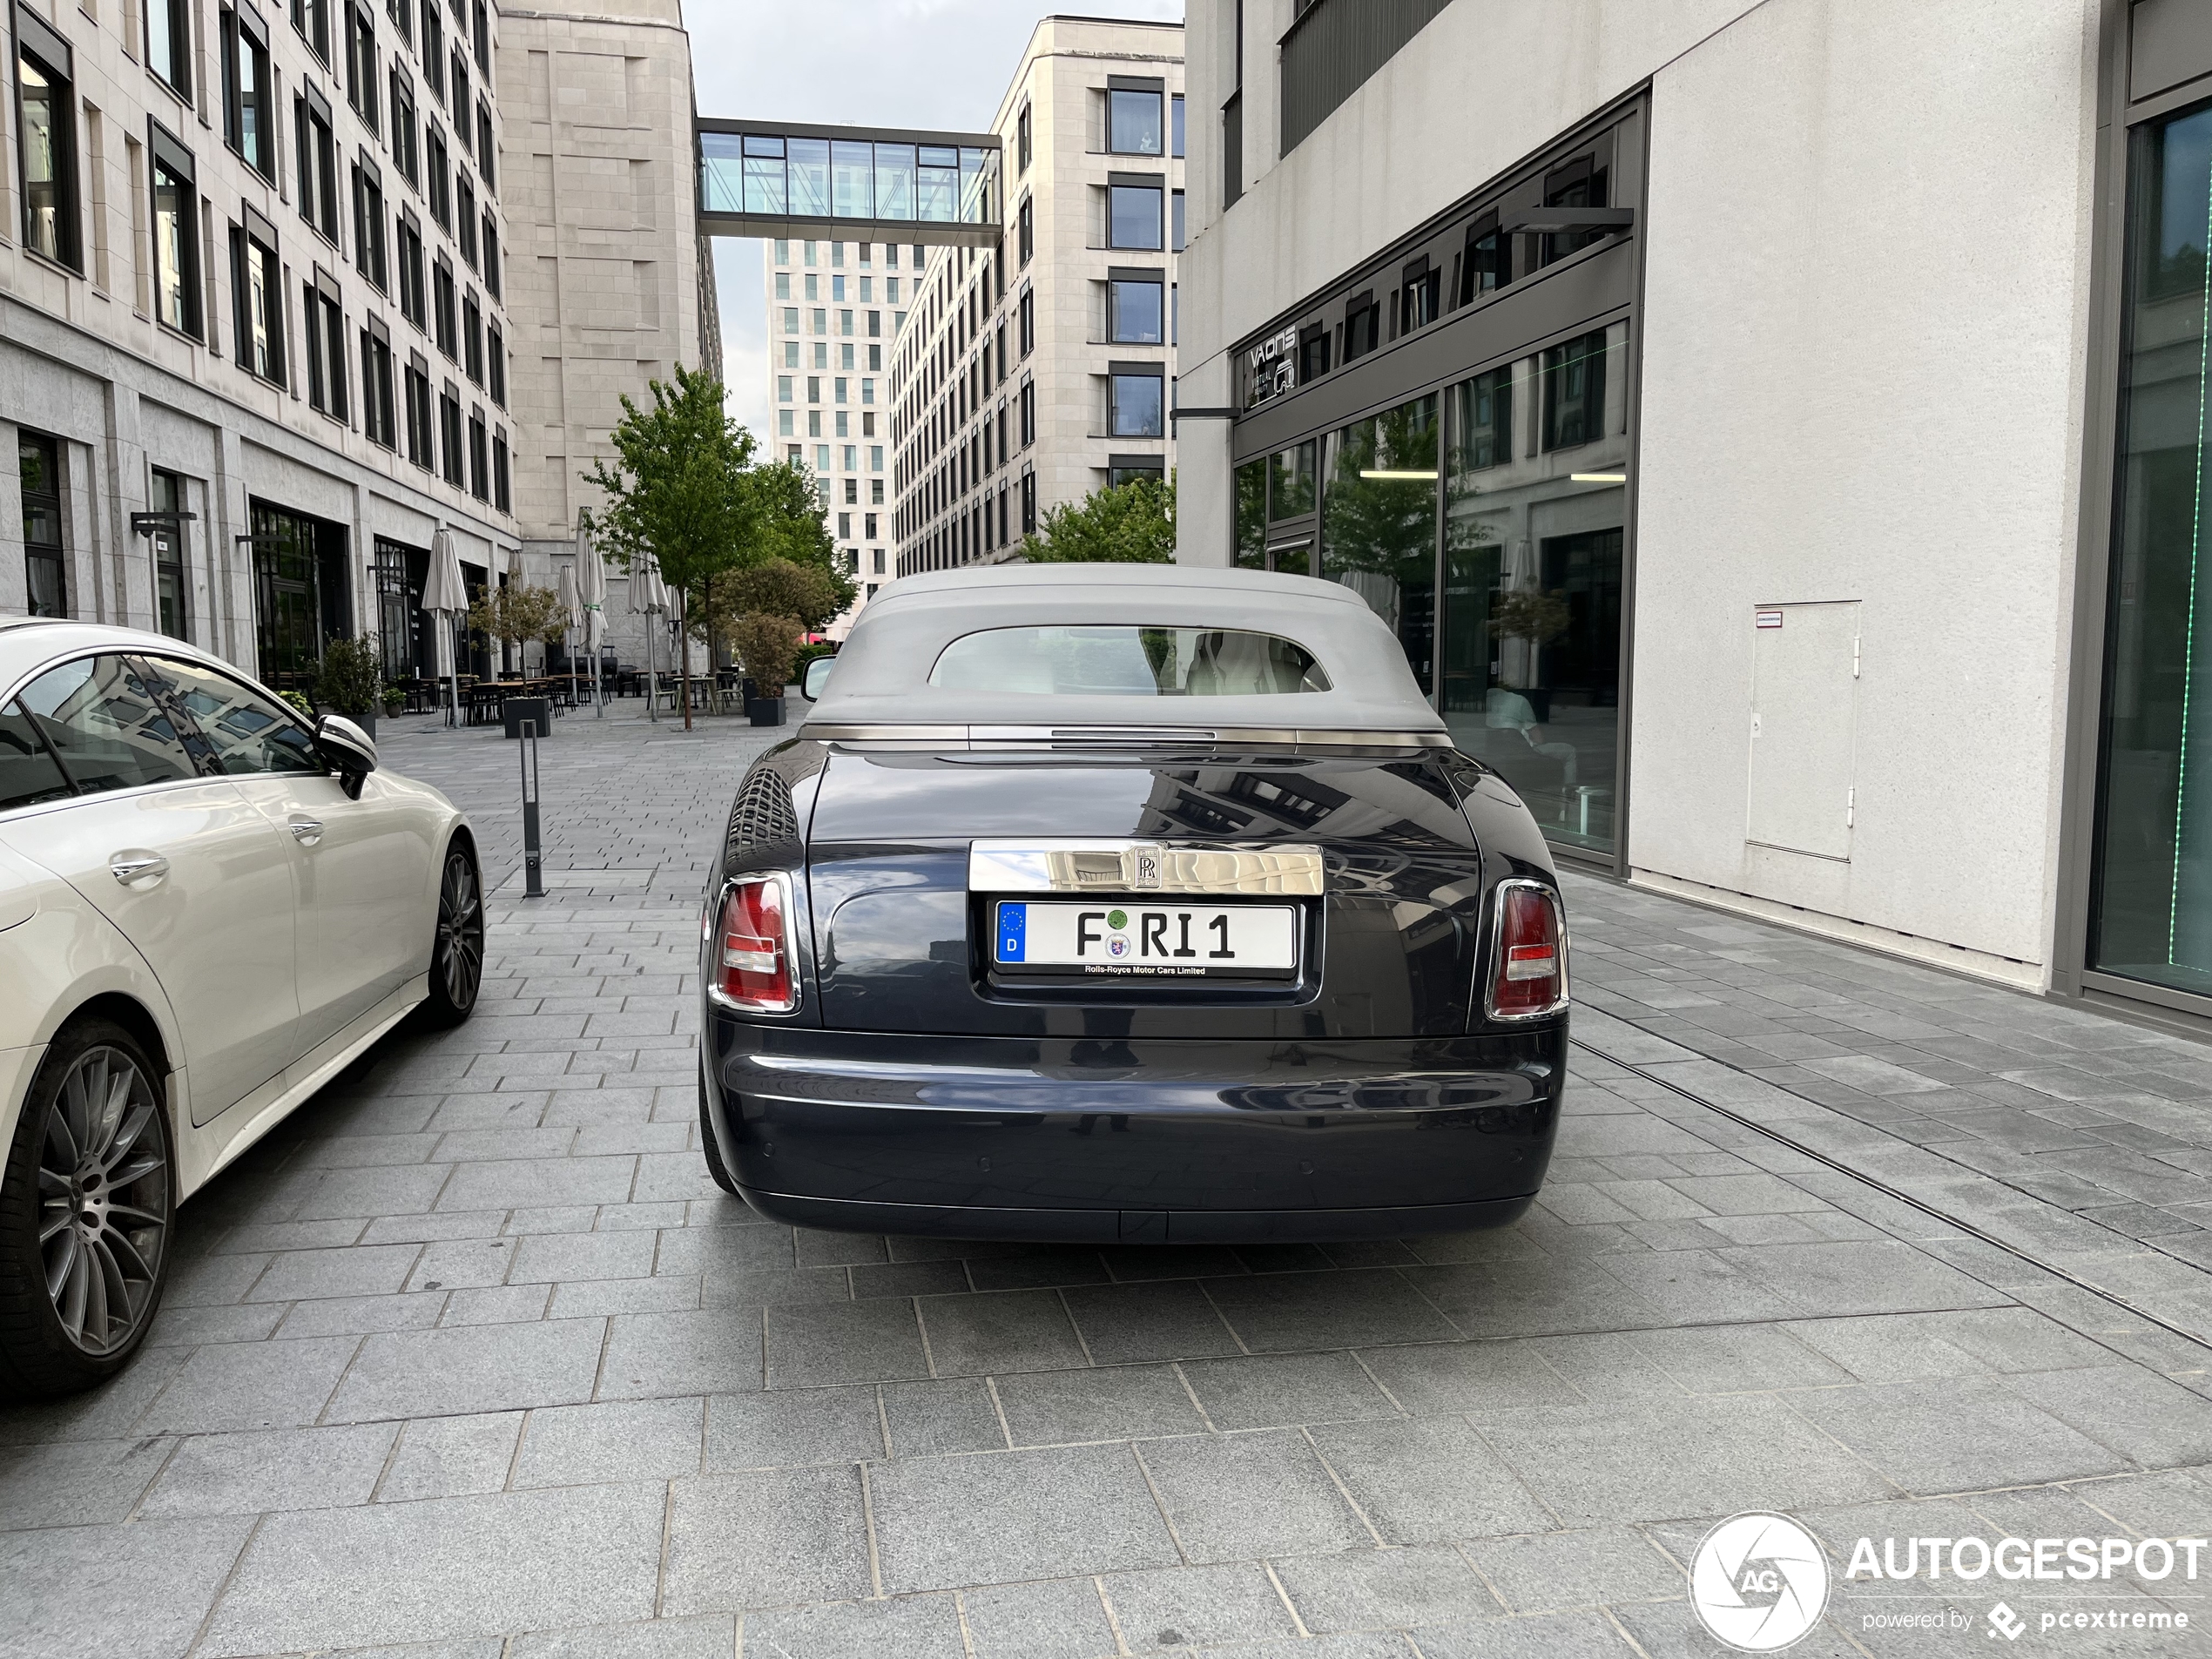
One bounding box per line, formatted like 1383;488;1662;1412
1691;1513;1831;1652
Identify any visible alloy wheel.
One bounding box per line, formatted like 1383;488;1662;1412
37;1046;168;1356
438;851;484;1011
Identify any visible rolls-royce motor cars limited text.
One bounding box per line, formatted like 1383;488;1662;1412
0;621;482;1395
697;566;1569;1244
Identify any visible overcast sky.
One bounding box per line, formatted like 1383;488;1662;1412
685;1;1184;445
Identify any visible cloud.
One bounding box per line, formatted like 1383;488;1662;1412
689;0;1185;443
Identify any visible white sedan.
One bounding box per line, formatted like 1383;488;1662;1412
0;618;482;1394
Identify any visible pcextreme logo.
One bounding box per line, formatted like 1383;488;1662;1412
1691;1513;1831;1652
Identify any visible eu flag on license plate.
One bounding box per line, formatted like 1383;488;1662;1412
998;902;1026;962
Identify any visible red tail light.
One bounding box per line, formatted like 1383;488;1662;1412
711;874;797;1013
1487;880;1568;1020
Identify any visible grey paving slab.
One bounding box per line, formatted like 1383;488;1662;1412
509;1615;737;1658
1198;1270;1460;1351
880;1377;1008;1457
868;1442;1181;1592
0;1435;170;1528
138;1422;399;1517
1272;1544;1502;1632
134;1335;361;1433
1178;1349;1401;1430
511;1397;704;1487
918;1287;1092;1374
740;1595;968;1659
1417;1607;1645;1658
201;1481;665;1653
1458;1525;1686;1613
1135;1428;1370;1561
325;1318;607;1421
994;1362;1207;1445
597;1308;764;1399
374;1412;525;1501
959;1575;1121;1659
765;1297;929;1387
1101;1561;1301;1649
660;1467;874;1613
0;1514;257;1659
1308;1416;1553;1543
703;1386;884;1469
1058;1278;1245;1364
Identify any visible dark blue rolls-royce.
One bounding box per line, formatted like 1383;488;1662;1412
697;565;1568;1242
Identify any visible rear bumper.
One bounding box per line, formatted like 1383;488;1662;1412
703;1018;1563;1242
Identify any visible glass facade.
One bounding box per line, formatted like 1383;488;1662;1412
19;432;67;617
703;132;996;228
2091;103;2212;996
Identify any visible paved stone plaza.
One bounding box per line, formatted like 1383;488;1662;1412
2;707;2209;1657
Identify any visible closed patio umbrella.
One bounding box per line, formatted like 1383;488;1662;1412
556;563;581;711
421;527;468;727
504;546;526;675
576;521;608;719
632;553;670;724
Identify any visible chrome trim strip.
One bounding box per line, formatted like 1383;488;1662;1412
803;722;1444;750
969;839;1325;896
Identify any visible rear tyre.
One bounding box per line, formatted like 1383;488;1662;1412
0;1021;174;1398
419;842;484;1028
699;1062;741;1196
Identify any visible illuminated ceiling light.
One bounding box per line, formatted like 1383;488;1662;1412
1359;469;1437;481
1570;471;1627;483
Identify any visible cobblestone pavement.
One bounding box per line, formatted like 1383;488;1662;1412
1;709;2209;1657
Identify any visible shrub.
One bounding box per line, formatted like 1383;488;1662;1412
730;611;804;696
314;636;384;718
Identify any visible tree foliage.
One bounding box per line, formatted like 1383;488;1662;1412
468;583;568;646
728;611;805;697
583;365;757;599
314;635;382;717
1019;474;1176;564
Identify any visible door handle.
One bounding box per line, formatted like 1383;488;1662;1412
289;818;325;846
109;853;169;887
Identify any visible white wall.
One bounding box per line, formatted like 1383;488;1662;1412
1632;0;2101;969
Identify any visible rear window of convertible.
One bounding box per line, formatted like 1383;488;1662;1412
928;626;1332;696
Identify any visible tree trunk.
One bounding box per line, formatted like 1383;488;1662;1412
680;587;694;732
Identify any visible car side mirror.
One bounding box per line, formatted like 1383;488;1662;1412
316;714;379;799
800;656;835;702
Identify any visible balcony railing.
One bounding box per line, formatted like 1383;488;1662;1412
1279;0;1451;155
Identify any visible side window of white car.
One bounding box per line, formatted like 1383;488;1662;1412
16;656;199;795
138;658;322;776
0;700;76;813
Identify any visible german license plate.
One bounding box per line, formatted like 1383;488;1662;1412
992;900;1298;978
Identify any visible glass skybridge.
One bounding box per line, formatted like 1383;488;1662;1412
698;120;1001;246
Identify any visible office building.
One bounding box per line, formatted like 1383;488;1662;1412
496;0;717;664
761;233;906;635
1175;0;2212;1026
3;0;517;685
893;15;1184;578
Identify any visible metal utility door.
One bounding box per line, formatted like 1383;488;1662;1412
1747;602;1860;861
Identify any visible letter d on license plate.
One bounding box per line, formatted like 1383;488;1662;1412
992;900;1298;978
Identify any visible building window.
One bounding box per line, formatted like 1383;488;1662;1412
150;131;202;339
1541;330;1608;450
472;0;489;72
492;428;509;511
449;54;469;151
295;91;341;241
148;0;193;99
462;293;482;383
1398;260;1439;335
230;215;286;384
439;385;463;485
389;69;417;185
1109;182;1163;250
1018;194;1034;266
468;409;488;499
346;1;379;132
404;355;433;466
427;125;450;227
1172;190;1185;253
1343;294;1380;362
149;468;190;639
354;159;388;290
1460;212;1509;303
292;0;330;63
482;217;500;298
1109;277;1163;344
221;7;275;178
433;257;456;356
1018;287;1035;356
1107;85;1163;155
304;278;349;418
397;212;426;326
17;25;81;270
1323;393;1439;697
475;102;495;192
19;433;68;617
1020;469;1036;536
361;322;396;446
420;1;442;104
1018;379;1035;447
1455;365;1512;469
1016;103;1031;173
1109;370;1164;439
1171;94;1184;158
488;322;504;406
458;174;477;266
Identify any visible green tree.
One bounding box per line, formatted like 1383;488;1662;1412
1018;474;1176;564
583;364;757;730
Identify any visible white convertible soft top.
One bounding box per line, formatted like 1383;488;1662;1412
803;564;1446;738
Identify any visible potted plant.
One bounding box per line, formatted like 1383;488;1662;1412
314;635;385;738
382;685;406;719
729;610;803;726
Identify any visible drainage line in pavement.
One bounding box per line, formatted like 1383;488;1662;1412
1567;1036;2212;1359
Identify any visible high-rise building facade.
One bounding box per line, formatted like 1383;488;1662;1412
496;0;717;662
760;233;910;635
3;0;518;685
892;16;1184;580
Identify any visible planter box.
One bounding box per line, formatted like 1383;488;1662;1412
748;696;786;727
503;697;553;739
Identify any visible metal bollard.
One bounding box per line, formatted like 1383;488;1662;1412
521;720;545;899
